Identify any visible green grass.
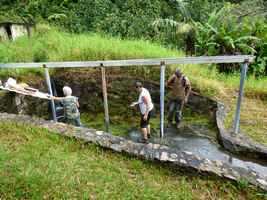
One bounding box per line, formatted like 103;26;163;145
0;24;181;77
175;64;267;98
0;121;266;200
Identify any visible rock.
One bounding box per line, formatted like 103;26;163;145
216;101;267;160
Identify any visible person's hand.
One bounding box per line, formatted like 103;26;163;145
130;102;138;107
167;82;175;89
143;114;148;121
49;95;58;100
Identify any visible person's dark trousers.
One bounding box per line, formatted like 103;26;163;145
167;98;183;125
65;117;82;127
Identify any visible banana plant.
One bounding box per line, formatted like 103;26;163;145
195;4;261;56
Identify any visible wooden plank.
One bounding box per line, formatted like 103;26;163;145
0;86;51;99
0;55;255;69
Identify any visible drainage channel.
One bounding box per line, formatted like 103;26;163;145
128;127;267;178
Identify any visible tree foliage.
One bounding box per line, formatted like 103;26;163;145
0;0;267;75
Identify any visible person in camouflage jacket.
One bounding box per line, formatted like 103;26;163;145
52;86;81;127
166;69;191;128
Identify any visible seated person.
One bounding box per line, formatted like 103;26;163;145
52;86;81;127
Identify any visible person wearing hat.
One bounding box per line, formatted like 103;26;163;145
130;81;154;144
166;69;191;128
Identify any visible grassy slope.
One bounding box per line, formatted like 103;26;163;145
0;122;266;200
0;24;180;65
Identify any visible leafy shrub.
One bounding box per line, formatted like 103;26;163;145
1;0;267;76
194;2;265;73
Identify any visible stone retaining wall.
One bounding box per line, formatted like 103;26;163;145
0;112;266;191
188;91;267;161
216;102;267;160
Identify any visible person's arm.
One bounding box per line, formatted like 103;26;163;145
166;74;176;88
130;101;139;107
51;96;65;101
76;98;80;108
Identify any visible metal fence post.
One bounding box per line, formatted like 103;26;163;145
43;65;57;122
160;61;166;138
233;59;249;134
101;65;110;132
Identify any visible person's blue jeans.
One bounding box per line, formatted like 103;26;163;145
167;99;183;125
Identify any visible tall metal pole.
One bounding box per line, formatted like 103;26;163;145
101;65;110;132
233;60;249;134
44;65;57;122
160;61;166;138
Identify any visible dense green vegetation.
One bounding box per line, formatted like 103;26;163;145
1;0;267;75
0;121;266;199
0;24;181;63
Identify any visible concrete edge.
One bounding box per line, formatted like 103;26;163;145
0;112;266;191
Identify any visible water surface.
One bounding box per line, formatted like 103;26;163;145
128;127;267;178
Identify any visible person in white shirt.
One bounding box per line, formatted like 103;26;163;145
130;81;154;143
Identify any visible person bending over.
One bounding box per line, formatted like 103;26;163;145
131;81;154;144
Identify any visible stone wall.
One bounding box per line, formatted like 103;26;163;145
216;102;267;160
11;24;28;40
0;72;218;121
0;112;266;191
0;26;9;41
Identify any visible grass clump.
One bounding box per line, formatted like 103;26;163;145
0;121;266;199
